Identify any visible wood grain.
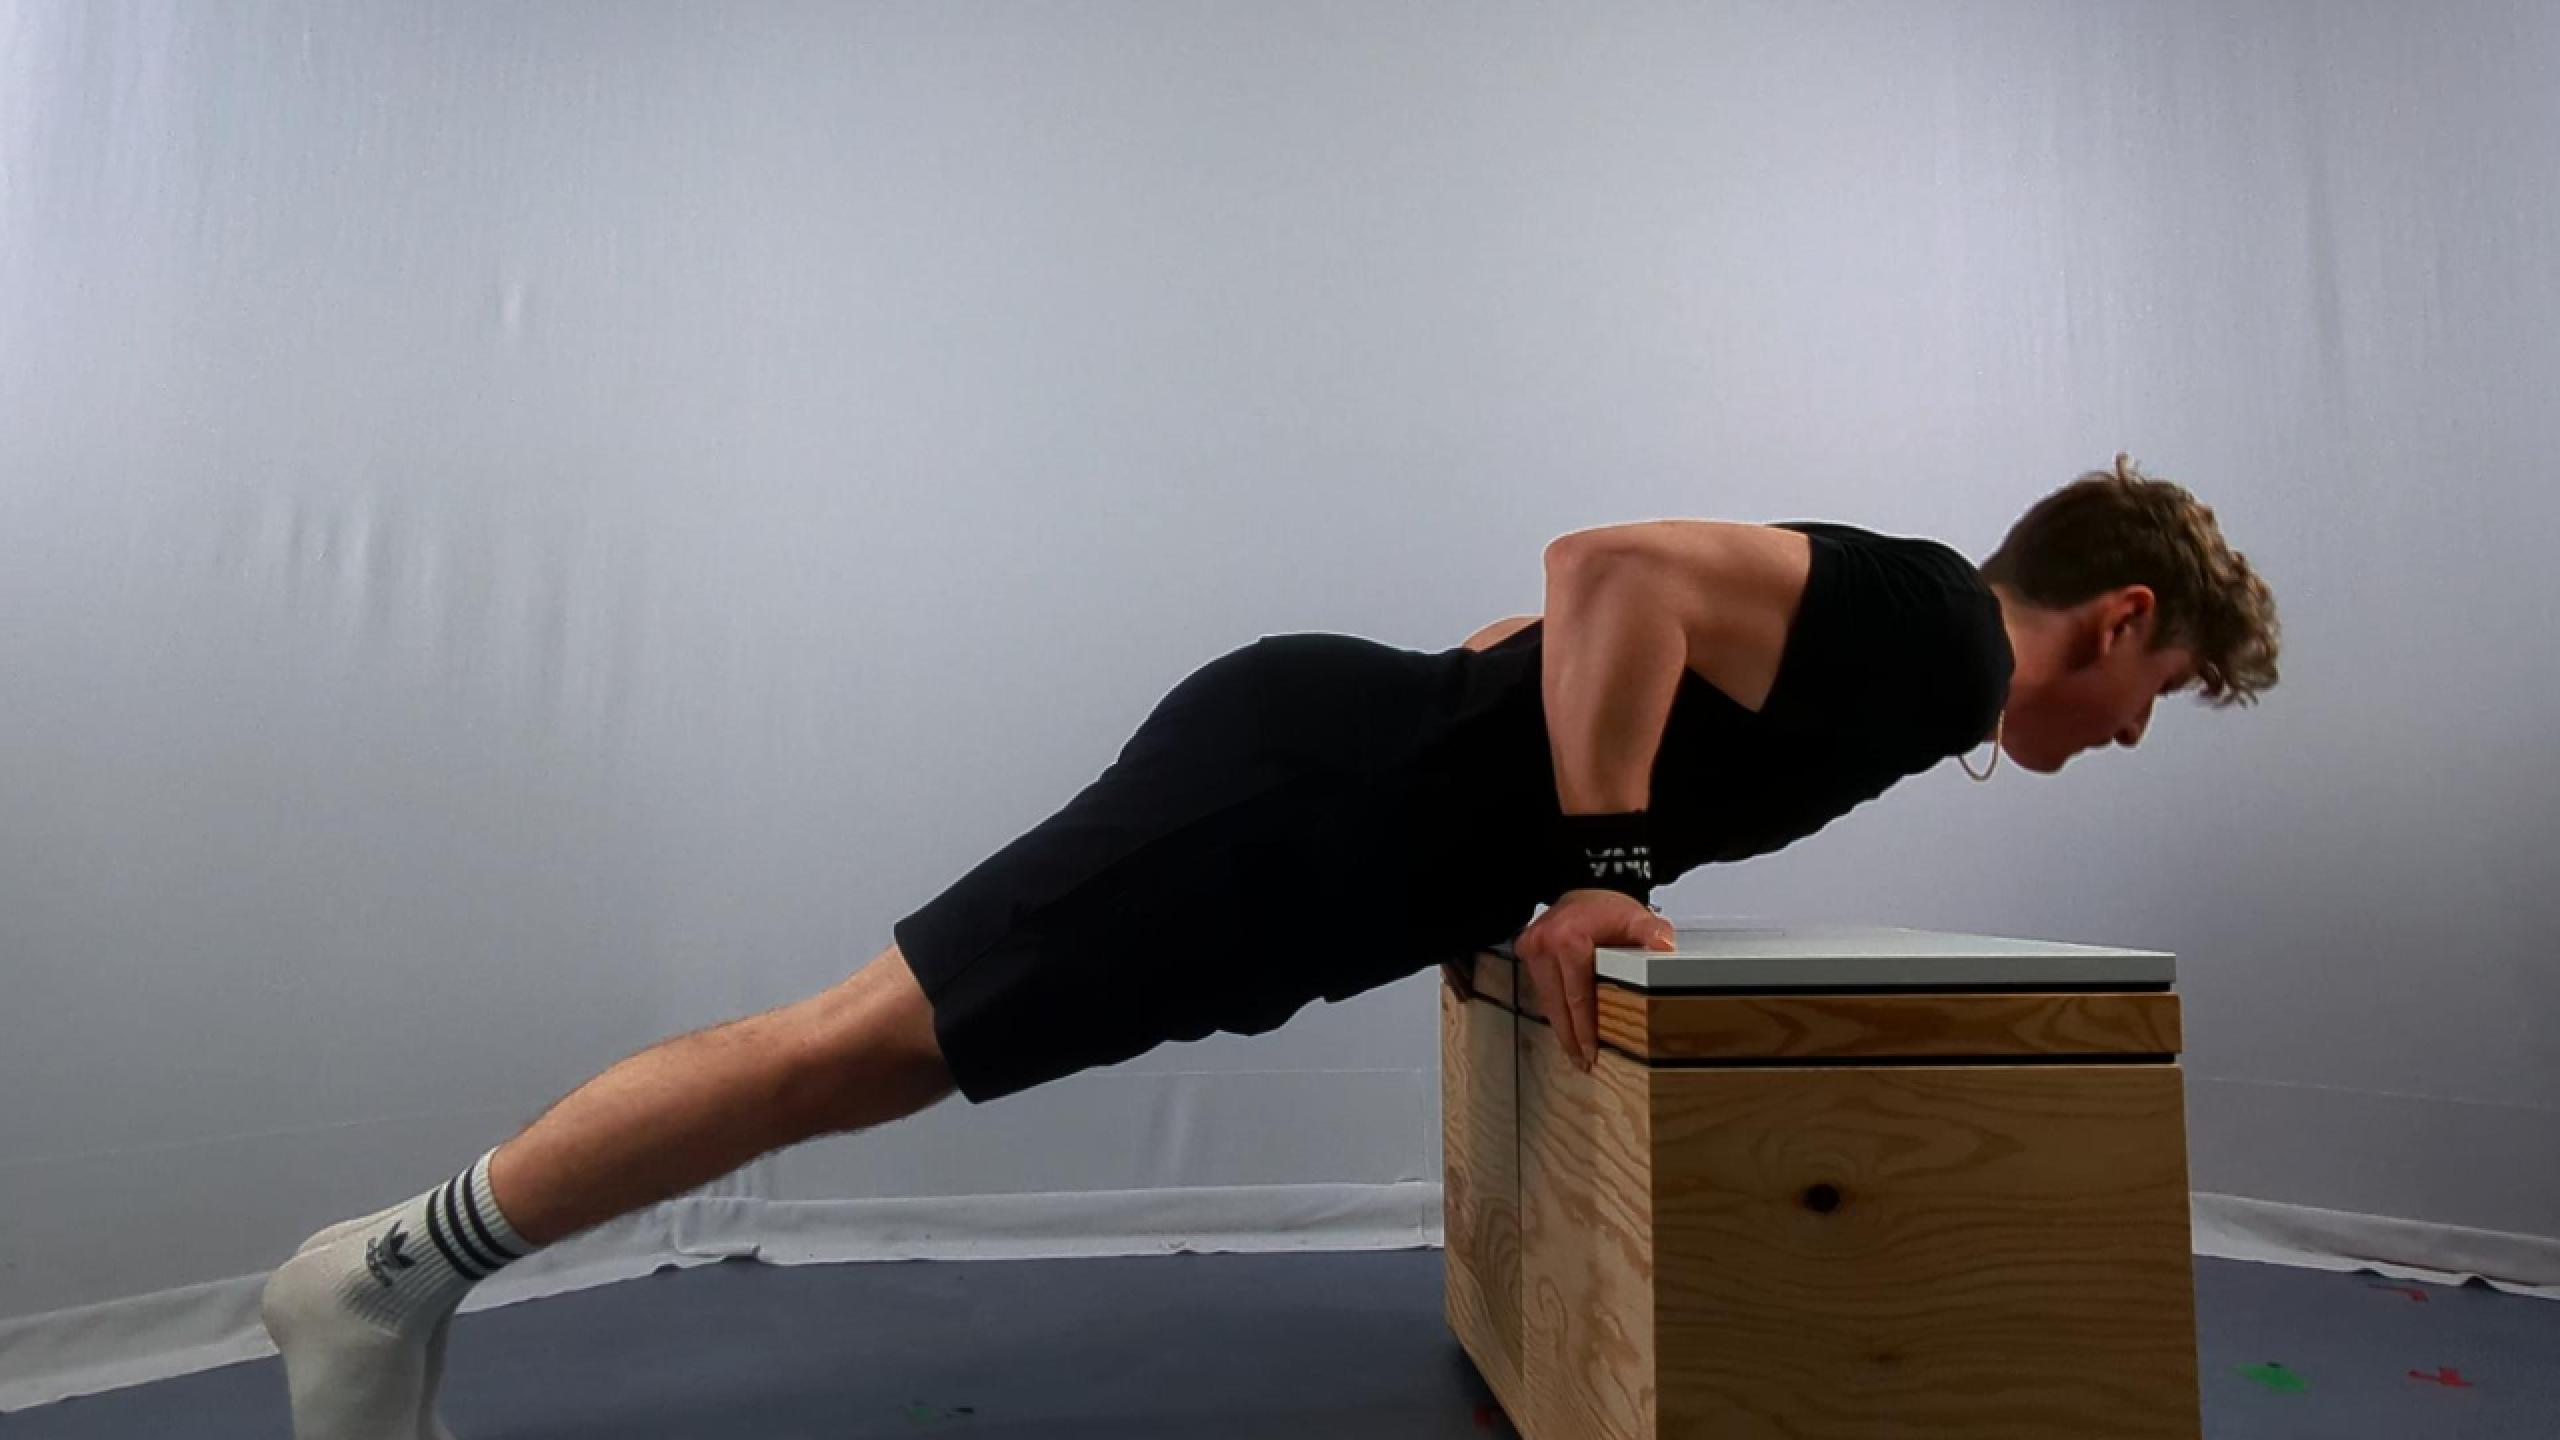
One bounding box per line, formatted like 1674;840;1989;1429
1468;952;2181;1060
1646;1063;2201;1437
1442;983;1526;1408
1444;949;2202;1439
1517;1013;1658;1440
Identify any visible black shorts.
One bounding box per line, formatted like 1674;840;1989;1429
892;634;1528;1105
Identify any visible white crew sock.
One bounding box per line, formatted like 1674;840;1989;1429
295;1206;462;1440
264;1148;535;1440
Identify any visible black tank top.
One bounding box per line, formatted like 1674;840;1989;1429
1255;521;2015;947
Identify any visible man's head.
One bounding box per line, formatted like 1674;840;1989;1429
1978;454;2281;774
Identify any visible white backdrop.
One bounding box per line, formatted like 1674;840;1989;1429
5;0;2557;1404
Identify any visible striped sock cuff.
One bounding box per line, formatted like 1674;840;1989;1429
424;1147;532;1281
339;1147;541;1333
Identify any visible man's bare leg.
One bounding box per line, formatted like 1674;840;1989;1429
263;943;957;1439
489;941;956;1245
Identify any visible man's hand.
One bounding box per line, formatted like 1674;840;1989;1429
1512;889;1677;1072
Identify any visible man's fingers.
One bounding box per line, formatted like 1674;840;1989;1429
1522;951;1576;1064
1518;935;1601;1073
1546;943;1596;1072
1564;962;1598;1071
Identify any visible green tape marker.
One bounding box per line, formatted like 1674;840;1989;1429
2235;1362;2310;1393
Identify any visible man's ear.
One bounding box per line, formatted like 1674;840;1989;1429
2103;585;2159;653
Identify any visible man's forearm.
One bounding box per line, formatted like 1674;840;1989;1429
1542;547;1686;817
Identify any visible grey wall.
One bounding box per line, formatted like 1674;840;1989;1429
5;0;2554;1324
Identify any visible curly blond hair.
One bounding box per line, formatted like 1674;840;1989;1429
1979;453;2281;709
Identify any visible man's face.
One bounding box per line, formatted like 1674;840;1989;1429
2004;591;2199;774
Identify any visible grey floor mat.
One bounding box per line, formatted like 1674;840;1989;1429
7;1250;2553;1436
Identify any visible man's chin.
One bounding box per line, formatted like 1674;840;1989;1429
2016;745;2066;775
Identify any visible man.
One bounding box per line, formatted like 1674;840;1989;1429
262;454;2280;1439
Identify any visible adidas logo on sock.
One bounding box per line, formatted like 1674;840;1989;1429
364;1222;417;1287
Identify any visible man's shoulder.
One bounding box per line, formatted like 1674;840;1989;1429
1763;521;2009;753
1773;520;1982;585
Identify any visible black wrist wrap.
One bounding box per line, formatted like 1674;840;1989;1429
1554;810;1655;905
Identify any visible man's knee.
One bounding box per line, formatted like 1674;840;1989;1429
787;943;958;1130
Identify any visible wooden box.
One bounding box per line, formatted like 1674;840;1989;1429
1440;921;2201;1439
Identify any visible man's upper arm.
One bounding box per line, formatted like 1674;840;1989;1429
1544;521;1814;715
